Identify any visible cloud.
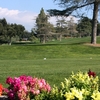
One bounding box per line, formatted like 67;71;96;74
0;7;37;32
0;7;78;32
49;16;78;26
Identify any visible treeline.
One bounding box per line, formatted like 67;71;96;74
34;8;100;43
0;18;35;45
1;8;100;44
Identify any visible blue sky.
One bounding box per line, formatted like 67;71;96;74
0;0;93;32
0;0;59;12
0;0;60;31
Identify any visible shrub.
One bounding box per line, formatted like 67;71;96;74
4;75;51;100
49;71;100;100
3;70;100;100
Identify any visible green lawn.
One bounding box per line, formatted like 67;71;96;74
0;36;100;87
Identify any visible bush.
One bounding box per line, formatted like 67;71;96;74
4;75;51;100
49;71;100;100
3;70;100;100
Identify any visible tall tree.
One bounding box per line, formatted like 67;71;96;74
12;24;25;41
36;8;50;43
48;0;100;44
77;17;92;37
7;24;16;45
67;17;77;37
56;17;68;41
0;18;7;43
0;18;27;44
0;18;7;27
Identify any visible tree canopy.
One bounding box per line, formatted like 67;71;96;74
0;18;27;44
76;17;92;37
48;0;100;44
36;8;53;43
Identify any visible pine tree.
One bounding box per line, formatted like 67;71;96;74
36;8;50;43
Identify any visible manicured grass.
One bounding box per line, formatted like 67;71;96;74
0;36;100;87
0;43;100;60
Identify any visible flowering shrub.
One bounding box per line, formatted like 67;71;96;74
0;83;3;96
4;75;51;100
2;70;100;100
49;71;100;100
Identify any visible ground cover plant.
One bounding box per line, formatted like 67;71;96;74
0;36;100;88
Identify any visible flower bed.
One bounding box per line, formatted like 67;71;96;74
4;75;51;100
0;70;100;100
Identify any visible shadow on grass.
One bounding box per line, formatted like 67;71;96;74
12;41;86;46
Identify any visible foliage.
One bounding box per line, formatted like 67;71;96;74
77;17;92;37
4;75;51;100
2;71;100;100
0;18;26;44
47;0;100;44
49;71;100;100
48;0;94;16
36;8;52;43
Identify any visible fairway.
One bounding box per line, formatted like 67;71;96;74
0;57;100;87
0;37;100;87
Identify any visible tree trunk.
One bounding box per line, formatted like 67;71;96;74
8;37;12;45
43;34;46;44
91;1;98;44
59;34;62;41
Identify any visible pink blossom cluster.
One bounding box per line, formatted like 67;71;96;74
4;75;51;100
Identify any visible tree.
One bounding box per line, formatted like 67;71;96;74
0;18;28;44
77;17;92;37
0;18;8;43
12;24;25;41
56;17;68;41
48;0;100;44
97;22;100;35
7;25;16;45
0;18;7;27
67;17;77;37
36;8;51;43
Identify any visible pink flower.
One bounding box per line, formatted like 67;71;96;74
21;84;27;92
45;84;51;92
8;90;14;100
6;77;14;85
13;77;21;84
5;75;51;100
40;79;46;85
13;83;21;92
33;89;40;95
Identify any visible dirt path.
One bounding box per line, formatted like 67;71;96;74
84;43;100;47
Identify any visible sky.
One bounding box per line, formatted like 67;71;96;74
0;0;79;32
0;0;93;32
0;0;60;32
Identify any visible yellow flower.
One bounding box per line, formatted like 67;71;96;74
64;92;75;100
71;88;83;100
61;82;64;89
51;85;58;94
65;78;70;86
91;91;100;100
